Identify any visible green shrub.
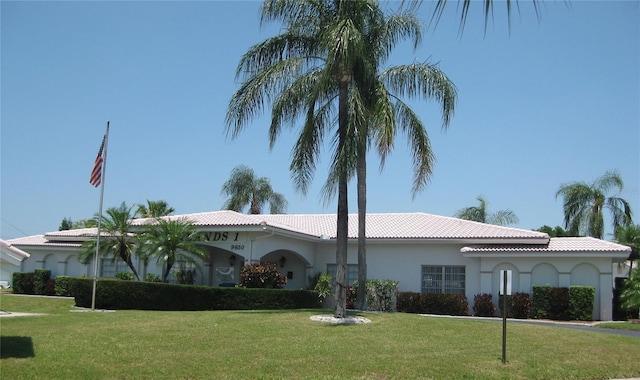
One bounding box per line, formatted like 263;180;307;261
569;286;595;321
54;276;75;297
115;272;133;281
12;272;26;294
34;269;51;295
313;272;332;302
72;278;319;310
532;285;552;319
549;287;571;320
12;272;35;295
239;263;286;289
351;279;399;312
145;273;162;282
473;293;496;317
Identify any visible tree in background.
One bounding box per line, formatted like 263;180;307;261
615;224;640;276
535;225;574;237
455;196;519;226
79;202;140;280
556;170;633;239
221;165;287;214
58;217;73;231
72;219;97;229
138;217;207;283
136;200;175;218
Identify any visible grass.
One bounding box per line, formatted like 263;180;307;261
596;322;640;331
1;294;639;380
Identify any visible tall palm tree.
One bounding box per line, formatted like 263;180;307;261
455;196;519;226
136;200;175;218
226;0;455;316
80;202;140;280
429;0;542;33
556;170;633;239
221;165;288;214
137;217;207;283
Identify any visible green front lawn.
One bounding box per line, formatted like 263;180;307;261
1;294;638;380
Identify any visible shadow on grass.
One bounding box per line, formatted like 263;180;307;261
1;336;35;358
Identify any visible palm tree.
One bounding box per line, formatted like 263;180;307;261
615;224;640;276
136;200;175;218
79;202;140;280
429;0;542;33
226;1;455;316
137;217;207;283
221;165;288;214
455;196;519;226
556;170;633;239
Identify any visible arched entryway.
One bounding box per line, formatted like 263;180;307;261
261;249;310;290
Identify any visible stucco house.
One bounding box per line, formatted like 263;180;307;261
7;210;631;320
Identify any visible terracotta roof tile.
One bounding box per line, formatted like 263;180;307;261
461;237;631;253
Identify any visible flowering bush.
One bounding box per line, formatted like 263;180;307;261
239;263;287;289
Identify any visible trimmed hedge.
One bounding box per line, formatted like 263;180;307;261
532;285;595;321
11;272;34;294
569;286;595;321
72;278;320;311
396;292;468;316
54;276;75;297
34;269;51;295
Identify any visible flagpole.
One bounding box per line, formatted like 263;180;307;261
91;121;110;311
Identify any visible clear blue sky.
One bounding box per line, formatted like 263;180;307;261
1;1;638;240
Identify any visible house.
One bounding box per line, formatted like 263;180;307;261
7;211;631;320
1;239;31;288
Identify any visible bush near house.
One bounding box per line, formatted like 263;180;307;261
239;263;287;289
351;279;399;311
72;277;319;310
33;269;51;295
532;285;595;321
11;272;35;294
570;286;596;321
396;292;468;316
497;292;532;319
473;293;496;317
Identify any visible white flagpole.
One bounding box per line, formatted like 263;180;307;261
91;121;110;311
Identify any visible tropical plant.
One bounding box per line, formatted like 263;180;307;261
620;268;640;319
79;202;140;280
615;224;640;275
135;200;175;218
455;196;519;226
137;217;207;283
226;0;455;317
430;0;542;33
221;165;288;214
313;272;333;302
556;170;633;238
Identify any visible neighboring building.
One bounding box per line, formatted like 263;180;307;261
7;211;631;320
1;239;31;288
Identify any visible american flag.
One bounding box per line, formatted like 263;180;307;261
89;134;106;187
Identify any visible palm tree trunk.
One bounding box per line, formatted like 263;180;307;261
334;80;350;319
356;132;367;311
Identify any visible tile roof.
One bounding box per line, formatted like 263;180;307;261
11;211;549;245
6;234;82;248
461;237;631;253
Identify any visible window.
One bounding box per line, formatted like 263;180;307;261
327;264;358;287
100;258;131;278
421;266;465;294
